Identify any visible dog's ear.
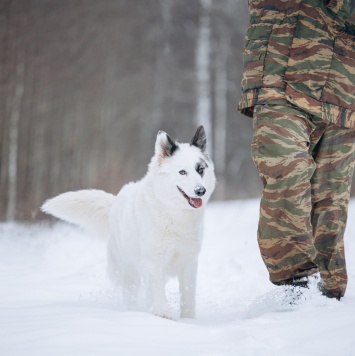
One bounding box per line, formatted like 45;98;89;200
190;125;206;152
155;130;178;160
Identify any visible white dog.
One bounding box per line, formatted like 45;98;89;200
41;126;216;318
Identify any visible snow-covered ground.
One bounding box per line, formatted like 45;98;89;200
1;199;355;356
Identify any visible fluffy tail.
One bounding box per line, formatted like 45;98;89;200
41;189;115;238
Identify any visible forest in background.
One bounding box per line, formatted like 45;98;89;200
2;0;354;221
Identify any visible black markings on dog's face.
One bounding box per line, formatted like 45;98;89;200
196;159;208;177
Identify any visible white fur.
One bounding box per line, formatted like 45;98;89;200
42;189;114;238
41;128;216;319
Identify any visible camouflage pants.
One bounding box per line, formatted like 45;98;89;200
251;102;355;298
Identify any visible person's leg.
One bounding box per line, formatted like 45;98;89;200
310;122;355;299
251;103;319;284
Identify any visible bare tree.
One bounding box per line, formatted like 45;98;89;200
151;0;173;128
6;62;24;220
195;0;212;150
212;0;241;199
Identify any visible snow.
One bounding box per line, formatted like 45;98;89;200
1;199;355;355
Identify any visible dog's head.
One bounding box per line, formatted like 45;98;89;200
151;126;216;210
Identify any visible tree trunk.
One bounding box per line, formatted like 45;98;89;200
6;62;24;220
195;0;212;151
214;38;228;199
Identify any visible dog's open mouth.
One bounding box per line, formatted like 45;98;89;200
177;186;203;209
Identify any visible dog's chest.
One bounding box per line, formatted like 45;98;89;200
153;220;201;259
157;217;200;243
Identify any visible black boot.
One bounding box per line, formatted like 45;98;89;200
317;282;342;301
274;276;310;306
274;276;309;288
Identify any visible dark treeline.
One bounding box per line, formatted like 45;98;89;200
1;1;353;221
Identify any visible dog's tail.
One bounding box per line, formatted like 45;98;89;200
41;189;115;238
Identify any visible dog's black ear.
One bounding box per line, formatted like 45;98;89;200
191;125;206;152
155;130;179;159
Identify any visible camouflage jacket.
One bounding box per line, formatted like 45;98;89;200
238;0;355;128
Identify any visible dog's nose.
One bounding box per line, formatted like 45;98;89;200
194;186;206;197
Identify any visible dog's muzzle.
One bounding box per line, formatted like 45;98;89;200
177;186;203;208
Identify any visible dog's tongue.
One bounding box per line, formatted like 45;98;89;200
190;197;203;208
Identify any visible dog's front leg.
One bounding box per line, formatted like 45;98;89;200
179;258;198;318
142;258;170;319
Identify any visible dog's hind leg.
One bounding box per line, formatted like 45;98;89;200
107;245;140;310
142;258;170;319
178;258;198;318
120;265;140;310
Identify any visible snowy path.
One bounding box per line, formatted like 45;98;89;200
1;199;355;355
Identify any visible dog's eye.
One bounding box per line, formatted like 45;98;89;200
197;167;204;176
179;170;187;175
